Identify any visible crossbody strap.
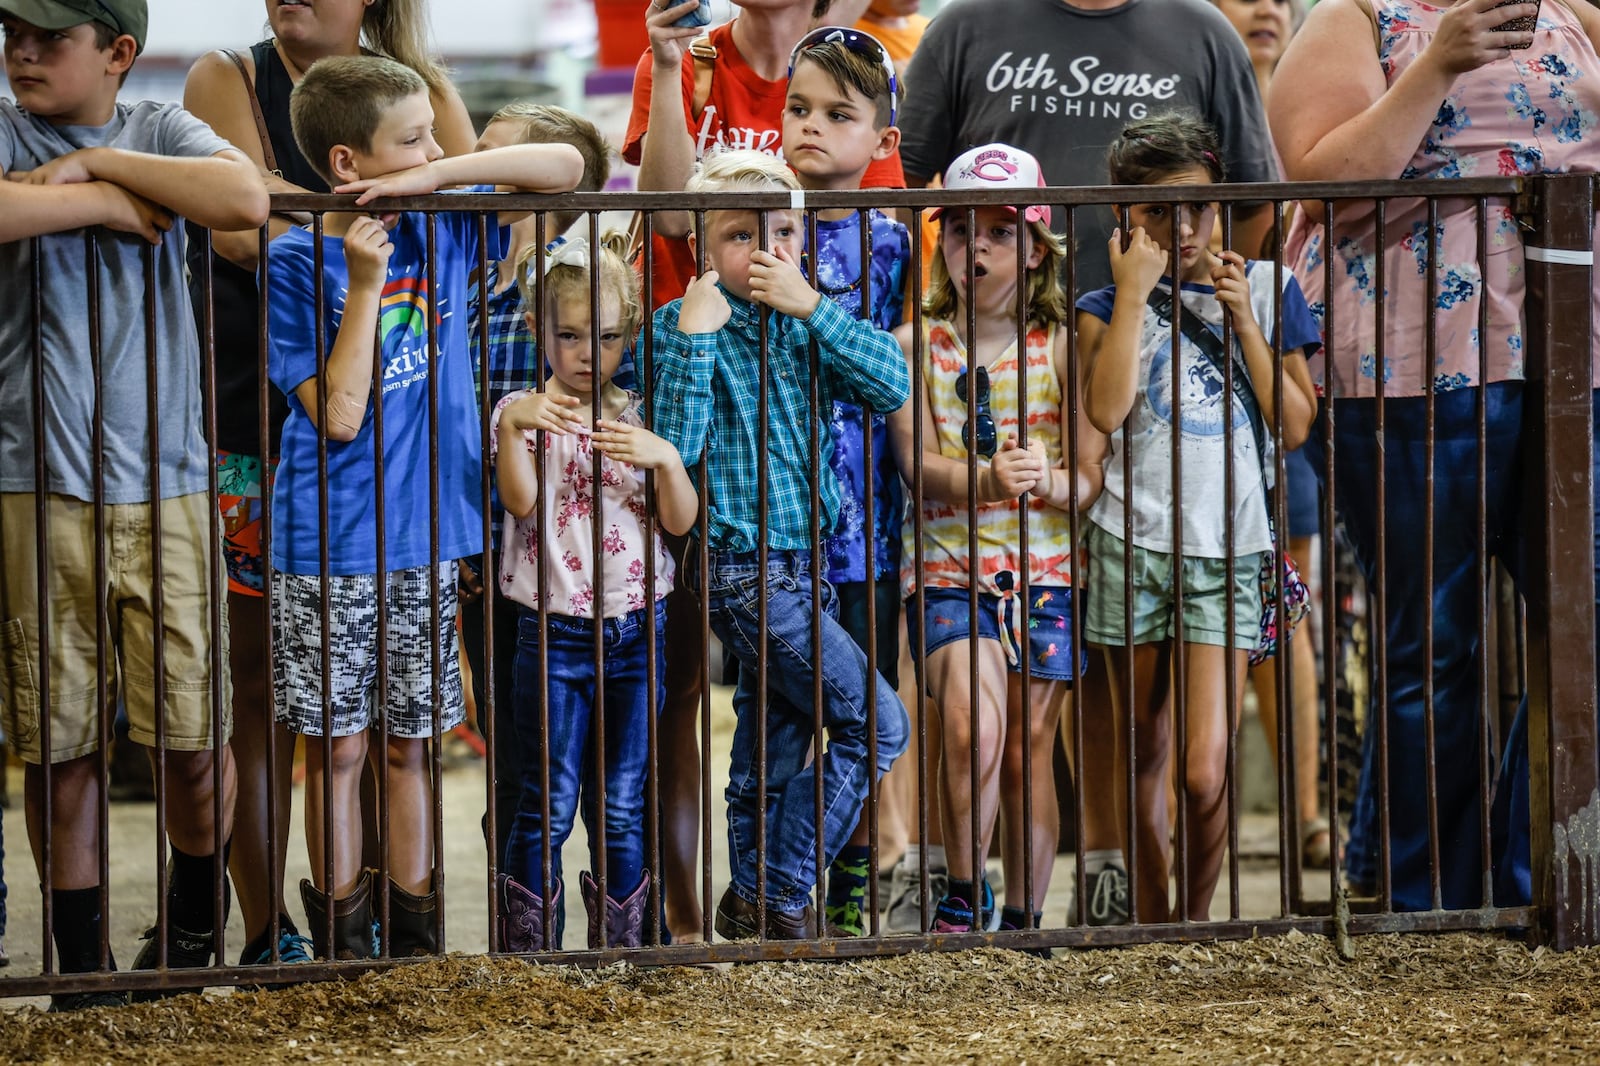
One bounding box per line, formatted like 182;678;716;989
1145;288;1273;489
219;48;280;177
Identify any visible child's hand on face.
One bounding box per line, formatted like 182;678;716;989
1210;250;1261;334
679;271;732;334
593;421;683;471
748;245;821;319
504;391;584;435
990;436;1047;498
1108;227;1167;299
343;215;394;289
336;162;442;206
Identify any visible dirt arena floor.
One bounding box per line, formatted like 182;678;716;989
1;932;1596;1064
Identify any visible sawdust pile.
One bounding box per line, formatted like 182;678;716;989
3;932;1596;1064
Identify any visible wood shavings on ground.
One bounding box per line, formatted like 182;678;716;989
2;933;1597;1064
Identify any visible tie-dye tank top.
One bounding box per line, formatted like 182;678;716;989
900;318;1078;600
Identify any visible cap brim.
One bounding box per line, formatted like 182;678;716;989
930;204;1052;226
0;0;90;31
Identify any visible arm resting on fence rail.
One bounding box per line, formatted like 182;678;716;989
0;175;170;244
335;143;586;226
9;145;270;232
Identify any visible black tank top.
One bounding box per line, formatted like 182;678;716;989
186;40;328;457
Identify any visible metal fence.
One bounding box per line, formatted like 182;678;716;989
1;175;1596;1002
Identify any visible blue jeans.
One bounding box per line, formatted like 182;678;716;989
1308;384;1524;911
697;549;909;912
502;601;666;904
1487;389;1600;907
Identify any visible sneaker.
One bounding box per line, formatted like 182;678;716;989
1068;864;1130;926
824;855;869;937
130;922;216;1001
886;860;950;933
49;989;128;1012
930;879;995;934
240;927;315;967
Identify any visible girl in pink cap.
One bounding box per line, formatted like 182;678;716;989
889;143;1107;936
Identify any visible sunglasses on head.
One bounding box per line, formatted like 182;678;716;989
786;26;899;128
956;366;996;460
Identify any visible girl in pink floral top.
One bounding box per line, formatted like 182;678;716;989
490;235;697;951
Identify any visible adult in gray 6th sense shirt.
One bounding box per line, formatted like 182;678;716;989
899;0;1278;293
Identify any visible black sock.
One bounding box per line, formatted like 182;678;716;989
1000;905;1043;930
946;878;977;907
51;886;107;973
169;839;231;934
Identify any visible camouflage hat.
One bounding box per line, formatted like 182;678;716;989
0;0;147;54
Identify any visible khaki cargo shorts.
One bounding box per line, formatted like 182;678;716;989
0;492;232;763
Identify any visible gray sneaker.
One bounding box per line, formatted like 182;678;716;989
1068;864;1131;926
885;859;950;933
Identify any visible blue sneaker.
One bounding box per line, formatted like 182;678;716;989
244;928;315;966
931;879;996;933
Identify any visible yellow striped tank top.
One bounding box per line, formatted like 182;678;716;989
901;318;1078;600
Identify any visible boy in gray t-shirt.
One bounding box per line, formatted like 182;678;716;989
899;0;1278;294
0;0;267;1009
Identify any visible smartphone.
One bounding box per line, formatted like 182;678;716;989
673;1;712;29
1492;0;1540;49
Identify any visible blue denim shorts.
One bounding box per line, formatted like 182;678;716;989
908;581;1083;681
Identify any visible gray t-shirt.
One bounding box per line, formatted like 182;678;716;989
899;0;1277;293
0;100;230;503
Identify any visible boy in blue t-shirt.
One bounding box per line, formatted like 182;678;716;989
781;26;911;937
266;55;582;960
0;0;269;1009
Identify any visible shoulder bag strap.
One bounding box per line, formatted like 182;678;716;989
1145;288;1272;486
219;47;279;176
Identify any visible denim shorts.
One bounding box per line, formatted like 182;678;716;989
908;581;1082;681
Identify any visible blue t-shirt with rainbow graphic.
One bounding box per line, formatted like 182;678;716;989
267;192;508;574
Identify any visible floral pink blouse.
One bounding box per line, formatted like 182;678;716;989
1286;0;1600;398
491;390;675;619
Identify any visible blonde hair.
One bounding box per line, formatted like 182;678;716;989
515;232;642;351
924;217;1072;327
488;102;612;194
362;0;450;94
684;149;802;195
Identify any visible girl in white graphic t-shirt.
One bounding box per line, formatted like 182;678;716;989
491;234;698;951
1079;114;1320;923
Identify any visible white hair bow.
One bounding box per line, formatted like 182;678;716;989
542;235;589;276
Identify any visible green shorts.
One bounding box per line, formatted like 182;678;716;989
1083;525;1264;650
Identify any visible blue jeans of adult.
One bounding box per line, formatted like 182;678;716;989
502;600;666;904
1486;388;1600;907
696;549;909;913
1308;383;1523;911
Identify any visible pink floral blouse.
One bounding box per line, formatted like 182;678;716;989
491;390;675;619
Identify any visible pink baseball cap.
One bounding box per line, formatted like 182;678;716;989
929;143;1052;227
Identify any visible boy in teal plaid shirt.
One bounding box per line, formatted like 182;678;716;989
649;150;910;940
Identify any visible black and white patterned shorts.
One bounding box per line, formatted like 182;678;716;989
271;562;465;738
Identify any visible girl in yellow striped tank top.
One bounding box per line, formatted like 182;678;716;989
887;144;1108;935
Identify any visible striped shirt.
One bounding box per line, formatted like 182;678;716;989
650;290;910;554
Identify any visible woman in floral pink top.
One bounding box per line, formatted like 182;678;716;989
1271;0;1600;912
490;236;697;951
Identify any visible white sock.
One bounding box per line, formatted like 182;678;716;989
926;844;948;872
1084;849;1125;875
900;844;921;870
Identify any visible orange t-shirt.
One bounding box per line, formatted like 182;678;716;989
623;21;907;309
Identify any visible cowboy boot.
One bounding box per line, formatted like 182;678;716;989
300;869;375;961
387;874;441;957
579;871;605;949
498;874;563;952
606;871;651;949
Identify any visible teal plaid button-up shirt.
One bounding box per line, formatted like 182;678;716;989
648;289;910;554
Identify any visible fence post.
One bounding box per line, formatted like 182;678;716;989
1521;172;1599;950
